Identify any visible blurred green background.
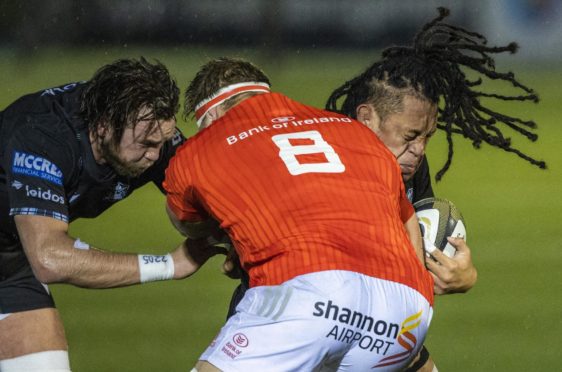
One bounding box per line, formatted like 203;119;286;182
1;45;560;371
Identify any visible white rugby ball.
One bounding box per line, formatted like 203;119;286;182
413;197;466;258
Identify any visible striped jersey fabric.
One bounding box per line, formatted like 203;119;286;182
164;93;433;304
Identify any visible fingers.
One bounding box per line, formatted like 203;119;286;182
448;236;470;254
430;272;446;295
222;257;235;274
427;247;447;265
222;247;242;279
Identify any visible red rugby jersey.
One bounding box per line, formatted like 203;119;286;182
165;93;433;304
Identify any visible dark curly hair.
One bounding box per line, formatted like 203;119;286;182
326;7;545;180
80;57;179;144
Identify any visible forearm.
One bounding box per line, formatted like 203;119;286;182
24;232;146;288
47;243;142;288
404;214;424;264
15;215;210;289
31;238;203;288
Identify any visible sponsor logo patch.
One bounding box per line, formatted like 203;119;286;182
11;180;23;190
69;193;80;204
171;129;184;146
271;116;295;123
313;300;424;364
233;333;249;348
12;151;63;186
313;300;399;356
406;187;414;202
40;82;83;96
24;185;65;205
112;182;130;200
373;310;423;368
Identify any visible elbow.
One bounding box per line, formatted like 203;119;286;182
30;252;65;284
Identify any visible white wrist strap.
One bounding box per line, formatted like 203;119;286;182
138;254;174;283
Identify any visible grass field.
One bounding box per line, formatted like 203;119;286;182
1;46;561;371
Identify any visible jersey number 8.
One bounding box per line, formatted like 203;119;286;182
272;130;345;175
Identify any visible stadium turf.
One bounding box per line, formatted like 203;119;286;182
1;47;560;371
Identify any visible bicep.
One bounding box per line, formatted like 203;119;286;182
404;213;424;264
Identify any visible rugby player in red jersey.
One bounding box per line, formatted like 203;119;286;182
165;57;434;371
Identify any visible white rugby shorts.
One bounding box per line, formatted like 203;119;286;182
200;270;433;371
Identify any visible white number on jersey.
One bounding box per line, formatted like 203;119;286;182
271;130;345;175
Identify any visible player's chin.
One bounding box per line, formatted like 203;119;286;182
400;166;416;181
118;163;151;178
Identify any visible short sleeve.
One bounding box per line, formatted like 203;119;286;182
399;182;415;223
3;119;75;223
163;146;208;222
412;155;434;203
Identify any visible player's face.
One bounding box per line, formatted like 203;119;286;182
358;96;437;182
99;109;177;177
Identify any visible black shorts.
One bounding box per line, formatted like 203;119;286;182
0;263;55;314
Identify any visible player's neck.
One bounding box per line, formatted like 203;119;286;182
89;130;106;165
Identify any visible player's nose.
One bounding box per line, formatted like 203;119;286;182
144;150;160;162
409;139;426;157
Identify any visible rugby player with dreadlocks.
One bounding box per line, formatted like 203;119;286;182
222;7;545;371
324;7;545;371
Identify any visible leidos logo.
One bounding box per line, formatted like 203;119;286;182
12;151;63;185
25;185;65;205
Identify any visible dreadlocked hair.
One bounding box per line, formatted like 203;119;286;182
326;7;545;180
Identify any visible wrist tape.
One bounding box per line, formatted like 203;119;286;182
138;254;174;283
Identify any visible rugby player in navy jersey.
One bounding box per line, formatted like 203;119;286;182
0;58;223;371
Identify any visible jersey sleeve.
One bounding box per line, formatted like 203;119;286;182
399;180;415;223
412;155;434;203
163;146;208;222
3;118;76;223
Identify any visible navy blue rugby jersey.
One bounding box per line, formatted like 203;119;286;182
405;155;434;203
0;82;185;277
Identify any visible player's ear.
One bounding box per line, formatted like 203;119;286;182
207;105;226;121
96;121;109;138
356;104;382;133
202;105;227;129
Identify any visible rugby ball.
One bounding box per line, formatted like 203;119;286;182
413;197;466;258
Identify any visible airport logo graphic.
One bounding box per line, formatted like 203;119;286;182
373;310;423;368
12;151;63;186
